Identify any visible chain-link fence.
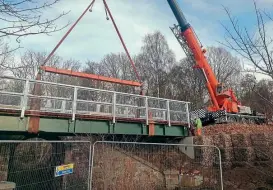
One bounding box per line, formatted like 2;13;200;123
90;141;223;190
0;140;92;190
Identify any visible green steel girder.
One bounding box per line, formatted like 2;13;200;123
0;115;189;137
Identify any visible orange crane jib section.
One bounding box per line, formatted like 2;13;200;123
40;66;141;87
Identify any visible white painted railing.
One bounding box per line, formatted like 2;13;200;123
0;76;191;126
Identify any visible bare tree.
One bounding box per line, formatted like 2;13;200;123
0;40;14;75
0;0;69;49
0;0;70;76
136;31;176;98
8;50;81;98
101;53;137;93
206;46;242;93
83;53;136;93
85;61;106;77
55;58;81;85
11;50;80;79
11;50;61;79
240;74;273;117
2;50;82;112
82;61;107;89
100;53;135;80
221;1;273;79
168;57;206;109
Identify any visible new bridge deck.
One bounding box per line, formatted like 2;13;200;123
0;76;191;137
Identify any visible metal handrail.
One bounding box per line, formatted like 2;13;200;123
0;75;191;104
0;76;191;126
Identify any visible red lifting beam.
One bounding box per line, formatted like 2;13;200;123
40;66;141;87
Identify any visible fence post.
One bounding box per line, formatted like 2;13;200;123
112;92;116;123
72;87;78;121
88;141;92;190
20;80;29;118
145;97;149;125
166;100;171;126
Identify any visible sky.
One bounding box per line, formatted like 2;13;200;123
8;0;273;79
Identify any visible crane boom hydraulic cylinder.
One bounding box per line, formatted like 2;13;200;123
167;0;190;32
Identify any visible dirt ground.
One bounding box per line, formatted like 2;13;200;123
223;167;273;190
203;123;273;136
203;124;273;190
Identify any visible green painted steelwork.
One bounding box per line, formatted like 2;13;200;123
0;116;27;131
74;120;111;134
0;115;189;137
113;122;145;135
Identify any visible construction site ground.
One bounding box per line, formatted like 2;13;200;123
201;123;273;190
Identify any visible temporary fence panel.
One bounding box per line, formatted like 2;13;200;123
0;140;92;190
91;141;223;190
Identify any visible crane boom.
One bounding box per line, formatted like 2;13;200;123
167;0;240;113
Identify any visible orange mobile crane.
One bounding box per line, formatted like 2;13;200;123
167;0;266;125
38;0;265;126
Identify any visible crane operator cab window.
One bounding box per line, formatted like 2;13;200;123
216;83;226;95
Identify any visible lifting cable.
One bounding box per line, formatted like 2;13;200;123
102;0;141;83
39;0;142;84
41;0;96;68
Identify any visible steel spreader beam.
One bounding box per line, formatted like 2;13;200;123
40;66;141;87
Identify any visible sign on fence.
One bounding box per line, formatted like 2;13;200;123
0;140;92;190
55;163;74;177
91;141;223;190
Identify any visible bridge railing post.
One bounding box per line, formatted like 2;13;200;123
145;97;149;125
72;87;78;121
112;92;116;123
166;100;171;127
61;100;66;113
186;103;191;128
20;79;29;118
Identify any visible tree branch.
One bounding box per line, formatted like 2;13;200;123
220;1;273;79
0;0;70;48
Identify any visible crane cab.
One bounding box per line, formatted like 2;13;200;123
216;83;226;95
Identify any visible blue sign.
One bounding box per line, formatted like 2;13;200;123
55;164;74;177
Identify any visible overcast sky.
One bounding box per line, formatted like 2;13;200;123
9;0;273;79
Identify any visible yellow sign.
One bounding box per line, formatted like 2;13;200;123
55;163;74;177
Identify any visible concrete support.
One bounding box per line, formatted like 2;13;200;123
179;137;195;159
0;181;16;190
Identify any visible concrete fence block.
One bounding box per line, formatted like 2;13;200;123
0;181;16;190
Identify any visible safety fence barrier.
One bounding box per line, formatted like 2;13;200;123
90;141;223;190
0;140;92;190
